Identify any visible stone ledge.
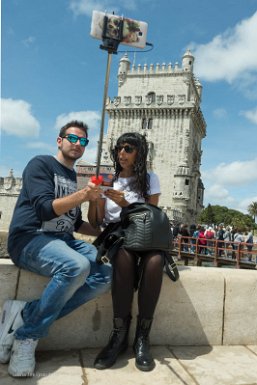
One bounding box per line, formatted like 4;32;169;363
0;260;256;350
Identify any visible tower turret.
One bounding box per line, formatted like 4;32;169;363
118;53;131;86
182;50;194;72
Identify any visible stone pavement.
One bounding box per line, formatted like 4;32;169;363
1;345;257;385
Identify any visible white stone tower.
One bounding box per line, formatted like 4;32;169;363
102;50;206;224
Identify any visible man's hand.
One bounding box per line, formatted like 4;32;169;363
52;182;103;216
84;182;103;202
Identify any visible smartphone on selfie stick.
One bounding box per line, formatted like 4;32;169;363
90;11;148;186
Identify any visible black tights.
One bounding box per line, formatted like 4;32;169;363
111;248;164;320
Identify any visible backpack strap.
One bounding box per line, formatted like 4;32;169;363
164;252;179;281
94;222;124;264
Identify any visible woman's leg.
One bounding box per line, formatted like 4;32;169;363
137;251;164;319
94;248;136;369
112;248;136;318
134;250;164;372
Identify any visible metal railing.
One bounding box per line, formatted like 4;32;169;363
170;236;257;269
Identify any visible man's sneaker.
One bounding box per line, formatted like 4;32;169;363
8;338;38;377
0;300;26;364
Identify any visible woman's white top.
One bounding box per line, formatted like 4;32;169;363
104;172;160;224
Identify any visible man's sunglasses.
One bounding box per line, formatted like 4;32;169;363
62;134;89;147
116;145;136;154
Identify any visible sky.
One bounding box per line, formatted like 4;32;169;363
1;0;257;215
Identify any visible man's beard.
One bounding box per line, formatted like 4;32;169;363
62;149;83;162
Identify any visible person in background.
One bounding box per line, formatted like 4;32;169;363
233;229;245;257
189;224;196;237
216;225;225;257
0;121;112;378
172;223;180;238
223;226;232;257
204;226;215;255
191;225;200;253
88;132;162;372
245;229;253;261
189;224;196;253
231;228;237;259
198;227;207;254
180;224;190;252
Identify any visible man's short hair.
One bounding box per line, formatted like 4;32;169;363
59;121;88;138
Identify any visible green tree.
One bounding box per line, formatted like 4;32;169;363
199;203;215;224
248;201;257;223
198;205;255;229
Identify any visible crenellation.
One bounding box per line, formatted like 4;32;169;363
127;58;193;76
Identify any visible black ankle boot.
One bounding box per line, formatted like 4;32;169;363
94;315;131;370
133;317;155;371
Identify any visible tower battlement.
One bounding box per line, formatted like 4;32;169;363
0;170;22;232
0;170;22;195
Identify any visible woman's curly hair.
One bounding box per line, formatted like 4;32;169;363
111;132;150;199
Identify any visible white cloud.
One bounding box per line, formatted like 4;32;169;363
204;184;231;200
69;0;118;17
54;110;102;163
236;72;257;100
1;98;40;137
203;158;257;187
204;183;235;207
191;11;257;84
210;159;257;186
26;142;56;153
69;0;137;17
203;158;257;213
241;107;257;125
54;110;101;132
237;195;257;214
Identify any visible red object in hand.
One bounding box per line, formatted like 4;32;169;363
91;175;103;185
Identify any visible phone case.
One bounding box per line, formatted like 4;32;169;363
90;10;148;49
100;172;114;190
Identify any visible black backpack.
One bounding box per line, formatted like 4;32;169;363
93;203;179;281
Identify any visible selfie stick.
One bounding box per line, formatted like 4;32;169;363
91;15;123;186
92;52;112;185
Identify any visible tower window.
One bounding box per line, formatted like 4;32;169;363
185;179;189;185
142;118;153;129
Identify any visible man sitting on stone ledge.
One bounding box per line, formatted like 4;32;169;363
0;120;112;378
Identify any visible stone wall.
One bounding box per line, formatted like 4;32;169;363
0;232;8;258
0;261;256;350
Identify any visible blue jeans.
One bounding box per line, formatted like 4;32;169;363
13;233;112;340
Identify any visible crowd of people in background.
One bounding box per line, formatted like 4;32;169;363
171;223;255;262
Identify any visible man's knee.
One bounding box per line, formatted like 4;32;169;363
59;257;90;285
74;258;91;278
